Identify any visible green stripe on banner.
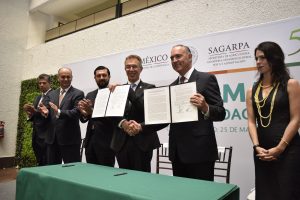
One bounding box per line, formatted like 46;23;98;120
287;62;300;67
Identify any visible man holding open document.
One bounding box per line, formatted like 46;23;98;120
168;44;226;180
141;45;226;180
78;66;115;166
110;55;160;172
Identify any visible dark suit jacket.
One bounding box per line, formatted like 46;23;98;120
44;86;84;145
80;89;114;149
110;81;160;152
169;69;225;163
29;91;52;140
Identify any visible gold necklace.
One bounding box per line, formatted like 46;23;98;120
260;83;272;89
254;82;274;105
254;81;279;127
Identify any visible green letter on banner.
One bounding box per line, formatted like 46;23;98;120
223;83;245;103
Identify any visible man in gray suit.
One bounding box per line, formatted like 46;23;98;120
168;44;225;180
41;67;84;164
23;74;52;166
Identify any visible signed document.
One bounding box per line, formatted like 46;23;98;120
144;82;198;124
170;82;198;123
92;85;130;118
92;88;110;118
144;87;171;124
106;85;130;117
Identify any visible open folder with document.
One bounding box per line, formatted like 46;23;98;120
144;82;198;124
92;85;130;118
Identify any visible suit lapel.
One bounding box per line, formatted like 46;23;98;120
135;81;144;94
92;89;98;101
188;69;197;83
34;95;42;109
40;88;52;106
53;89;60;107
90;89;98;108
171;78;179;86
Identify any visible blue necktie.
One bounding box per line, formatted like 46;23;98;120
131;83;137;91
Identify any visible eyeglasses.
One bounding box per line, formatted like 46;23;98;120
125;65;139;70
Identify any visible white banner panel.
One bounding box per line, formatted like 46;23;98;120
68;16;300;199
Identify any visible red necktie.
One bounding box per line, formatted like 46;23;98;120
179;76;186;84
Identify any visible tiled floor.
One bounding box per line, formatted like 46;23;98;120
0;168;18;200
0;168;18;183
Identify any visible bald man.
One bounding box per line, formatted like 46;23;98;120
168;44;225;180
41;67;84;164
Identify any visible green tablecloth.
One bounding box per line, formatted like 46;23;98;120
16;162;239;200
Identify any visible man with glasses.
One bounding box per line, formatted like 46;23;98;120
110;55;160;172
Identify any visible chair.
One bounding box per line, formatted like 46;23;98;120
156;143;233;184
156;143;172;174
247;188;255;200
214;146;233;183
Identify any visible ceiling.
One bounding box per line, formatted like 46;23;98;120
31;0;119;22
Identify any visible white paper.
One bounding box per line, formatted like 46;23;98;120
105;85;130;117
170;82;198;123
91;88;110;118
144;87;171;124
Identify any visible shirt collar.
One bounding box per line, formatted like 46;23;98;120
43;88;52;96
60;85;71;93
179;67;194;83
128;79;140;86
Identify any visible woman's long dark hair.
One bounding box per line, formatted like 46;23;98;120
255;41;290;87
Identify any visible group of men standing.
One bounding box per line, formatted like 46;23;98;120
24;68;84;165
24;44;225;181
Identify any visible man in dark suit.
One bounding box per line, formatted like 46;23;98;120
41;67;84;164
78;66;115;166
23;74;52;166
168;44;225;180
110;55;160;172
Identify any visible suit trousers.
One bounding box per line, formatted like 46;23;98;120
116;137;153;172
47;138;81;164
172;151;215;181
85;139;115;167
32;136;47;166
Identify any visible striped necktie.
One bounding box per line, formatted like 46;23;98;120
179;76;186;84
59;89;66;106
131;83;137;91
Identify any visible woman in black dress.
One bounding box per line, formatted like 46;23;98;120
246;41;300;200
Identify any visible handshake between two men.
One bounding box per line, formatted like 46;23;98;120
77;93;142;137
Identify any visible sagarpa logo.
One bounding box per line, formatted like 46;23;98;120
288;28;300;56
188;46;198;65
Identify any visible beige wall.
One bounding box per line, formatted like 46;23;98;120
0;0;29;157
22;0;300;79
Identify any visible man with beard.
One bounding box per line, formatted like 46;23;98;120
78;66;115;166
